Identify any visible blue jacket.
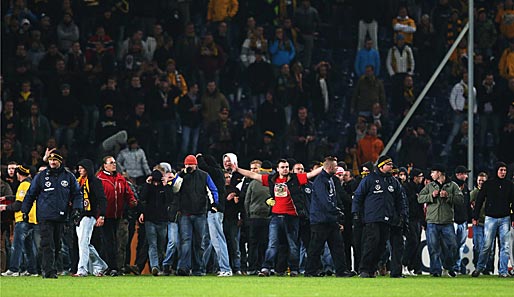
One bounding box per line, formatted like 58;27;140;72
351;169;407;225
22;166;83;222
354;48;380;77
269;40;296;66
309;170;344;224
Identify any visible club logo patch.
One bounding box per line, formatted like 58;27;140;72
375;185;381;190
61;180;69;187
388;186;394;192
45;181;51;187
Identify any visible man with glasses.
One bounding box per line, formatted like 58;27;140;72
96;156;137;276
351;155;408;278
418;164;463;277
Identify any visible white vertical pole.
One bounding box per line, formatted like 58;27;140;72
468;0;474;189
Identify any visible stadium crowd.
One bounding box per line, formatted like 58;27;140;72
0;0;514;279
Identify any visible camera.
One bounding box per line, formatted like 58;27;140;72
186;167;193;174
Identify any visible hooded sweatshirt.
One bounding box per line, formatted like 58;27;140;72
77;159;106;218
474;162;514;220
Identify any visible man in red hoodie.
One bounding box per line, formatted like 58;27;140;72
96;155;137;276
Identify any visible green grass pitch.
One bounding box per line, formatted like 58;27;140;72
0;275;512;297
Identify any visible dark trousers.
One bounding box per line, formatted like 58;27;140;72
352;223;364;272
360;222;390;274
402;219;422;272
135;222;149;272
305;223;348;276
389;225;404;277
342;218;353;271
40;221;64;277
247;218;269;272
102;218;120;271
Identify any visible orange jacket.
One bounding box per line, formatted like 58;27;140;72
357;135;384;165
392;17;416;44
207;0;239;22
496;8;514;39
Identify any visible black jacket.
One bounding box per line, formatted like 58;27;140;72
140;182;176;223
267;173;308;218
474;176;514;220
404;180;424;221
452;176;471;224
77;159;106;218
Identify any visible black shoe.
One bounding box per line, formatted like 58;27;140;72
483;271;491;275
128;265;141;276
325;270;333;276
151;267;159;276
336;271;355;278
258;270;270;277
109;269;118;277
390;274;406;278
471;270;481;277
447;270;457;278
177;269;190;276
431;273;441;277
359;272;374;278
43;274;58;279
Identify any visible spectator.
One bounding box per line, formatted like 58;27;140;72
116;137;152;186
475;8;497;59
153;36;176;72
85;26;114;62
288;107;316;165
240;26;268;68
357;123;384;165
441;72;477;157
351;65;386;117
147;78;181;160
310;61;333;123
446;9;463;49
269;27;295;68
123;74;147;110
392;6;416;45
207;0;239;23
66;41;86;77
495;0;514;41
414;14;436;81
178;83;202;158
256;91;287;137
247;50;274;109
294;0;320;69
49;83;81;150
125;102;152;153
146;23;166;61
235;114;259;165
175;23;201;82
451;165;472;275
477;73;501;152
355;38;380;78
206;107;236;161
201;80;230;125
256;131;280;162
355;0;379;51
56;12;79;52
197;32;226;86
18;103;51;152
499;39;514;80
165;59;188;103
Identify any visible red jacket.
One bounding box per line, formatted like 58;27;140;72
96;170;137;219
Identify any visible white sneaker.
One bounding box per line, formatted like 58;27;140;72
218;271;233;277
1;270;20;277
21;271;38;276
408;270;417;276
402;267;410;275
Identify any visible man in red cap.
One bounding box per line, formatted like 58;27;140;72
171;155;220;276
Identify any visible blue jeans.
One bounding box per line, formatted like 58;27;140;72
476;216;511;275
162;222;180;267
76;216;107;275
261;215;300;273
178;214;206;274
426;223;458;275
202;212;231;273
145;221;168;269
472;225;494;271
443;112;466;153
9;222;37;273
453;222;468;273
180;126;200;157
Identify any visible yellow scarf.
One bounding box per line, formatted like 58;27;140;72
78;176;91;211
20;91;31;101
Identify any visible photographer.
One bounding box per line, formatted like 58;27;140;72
418;164;463;277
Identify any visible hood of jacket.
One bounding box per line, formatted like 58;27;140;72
77;159;96;179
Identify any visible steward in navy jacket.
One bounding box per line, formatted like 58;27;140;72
310;169;345;224
351;167;408;225
22;165;83;222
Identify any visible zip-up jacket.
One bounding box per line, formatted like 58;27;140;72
474;176;514;220
172;169;218;215
267;173;308;217
418;178;463;224
245;176;272;219
96;170;137;219
310;170;344;224
22;166;83;222
352;169;408;225
140;182;173;223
